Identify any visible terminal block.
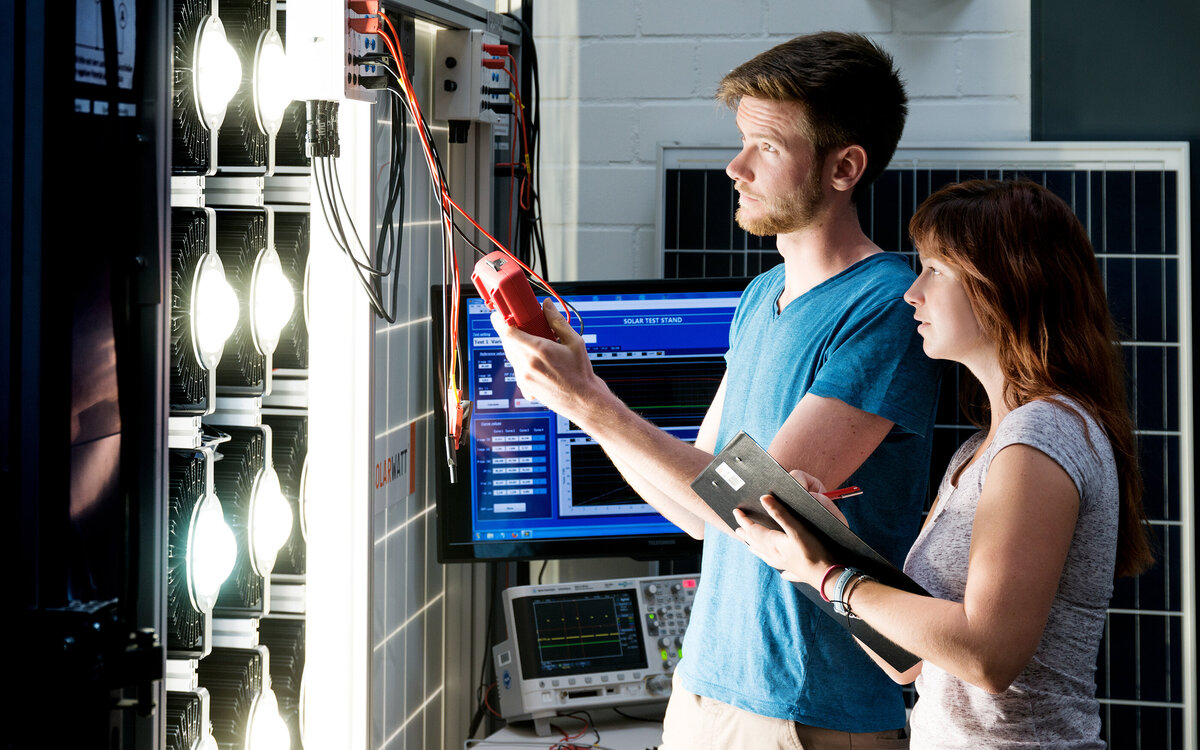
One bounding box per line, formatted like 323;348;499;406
433;28;507;137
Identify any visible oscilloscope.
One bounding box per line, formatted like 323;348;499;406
492;573;700;735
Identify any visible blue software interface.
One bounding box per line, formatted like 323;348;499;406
465;290;741;543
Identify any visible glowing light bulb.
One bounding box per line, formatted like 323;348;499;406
298;457;310;543
247;689;291;750
250;247;295;357
194;16;242;131
192;252;240;370
253;30;292;136
188;493;237;613
250;467;293;576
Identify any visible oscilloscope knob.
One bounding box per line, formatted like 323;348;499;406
646;584;659;595
646;674;672;696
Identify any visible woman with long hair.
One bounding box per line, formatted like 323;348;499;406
734;179;1155;748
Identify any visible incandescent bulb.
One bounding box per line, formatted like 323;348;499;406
247;689;291;750
188;493;237;613
250;467;293;576
250;247;295;357
194;16;242;131
195;731;219;750
193;252;240;370
253;30;292;136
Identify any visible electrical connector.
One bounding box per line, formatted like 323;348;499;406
348;0;379;13
350;53;394;67
482;86;510;96
481;57;506;70
349;15;380;34
481;43;509;56
358;75;389;90
483;100;514;115
305;100;340;158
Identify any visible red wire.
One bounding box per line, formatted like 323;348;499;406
375;12;571;446
375;16;464;438
500;65;533;210
443;192;570;325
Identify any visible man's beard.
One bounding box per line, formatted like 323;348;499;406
734;166;824;237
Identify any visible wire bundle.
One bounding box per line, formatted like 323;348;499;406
310;11;572;462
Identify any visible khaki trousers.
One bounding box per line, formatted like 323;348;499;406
659;673;908;750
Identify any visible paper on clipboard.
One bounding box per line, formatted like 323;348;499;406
691;431;930;672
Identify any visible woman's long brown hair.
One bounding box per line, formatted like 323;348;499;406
909;179;1154;577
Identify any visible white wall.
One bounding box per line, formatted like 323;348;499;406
533;0;1031;280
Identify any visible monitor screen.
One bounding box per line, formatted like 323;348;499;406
510;589;648;678
432;278;748;562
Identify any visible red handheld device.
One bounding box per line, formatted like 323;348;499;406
471;251;556;340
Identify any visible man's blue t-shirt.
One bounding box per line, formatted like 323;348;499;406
676;253;941;732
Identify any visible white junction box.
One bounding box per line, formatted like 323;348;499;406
433;28;504;125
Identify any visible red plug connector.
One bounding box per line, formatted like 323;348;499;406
481;58;506;69
482;43;509;56
349;15;380;34
348;0;379;13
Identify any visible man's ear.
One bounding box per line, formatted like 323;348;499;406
828;144;868;195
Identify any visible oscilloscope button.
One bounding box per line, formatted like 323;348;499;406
568;678;577;686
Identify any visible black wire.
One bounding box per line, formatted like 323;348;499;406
307;61;414;324
611;706;666;723
314;157;392;320
505;12;546;276
467;563;499;738
537;559;548;585
551;711;601;750
527;276;585;336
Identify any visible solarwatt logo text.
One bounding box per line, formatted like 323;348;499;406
375;448;409;490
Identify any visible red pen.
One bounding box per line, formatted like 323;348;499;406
825;486;863;500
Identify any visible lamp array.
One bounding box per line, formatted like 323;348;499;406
171;207;295;411
169;2;309;746
173;0;295;176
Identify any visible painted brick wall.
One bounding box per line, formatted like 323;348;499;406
532;0;1031;280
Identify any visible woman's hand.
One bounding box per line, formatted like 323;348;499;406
733;469;843;591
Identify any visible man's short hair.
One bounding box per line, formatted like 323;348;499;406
716;32;907;201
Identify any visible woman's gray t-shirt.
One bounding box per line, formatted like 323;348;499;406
904;398;1118;749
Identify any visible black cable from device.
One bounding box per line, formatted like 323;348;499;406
362;85;408;323
612;706;666;723
467;563;499;738
506;12;549;278
315;156;393;320
308;73;415;324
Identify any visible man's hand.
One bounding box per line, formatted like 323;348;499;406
490;298;607;425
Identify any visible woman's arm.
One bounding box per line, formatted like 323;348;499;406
736;443;1080;693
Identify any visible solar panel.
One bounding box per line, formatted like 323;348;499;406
658;142;1193;749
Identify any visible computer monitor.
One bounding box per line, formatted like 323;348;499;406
432;277;748;562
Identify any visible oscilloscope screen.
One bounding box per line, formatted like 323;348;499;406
511;590;648;678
